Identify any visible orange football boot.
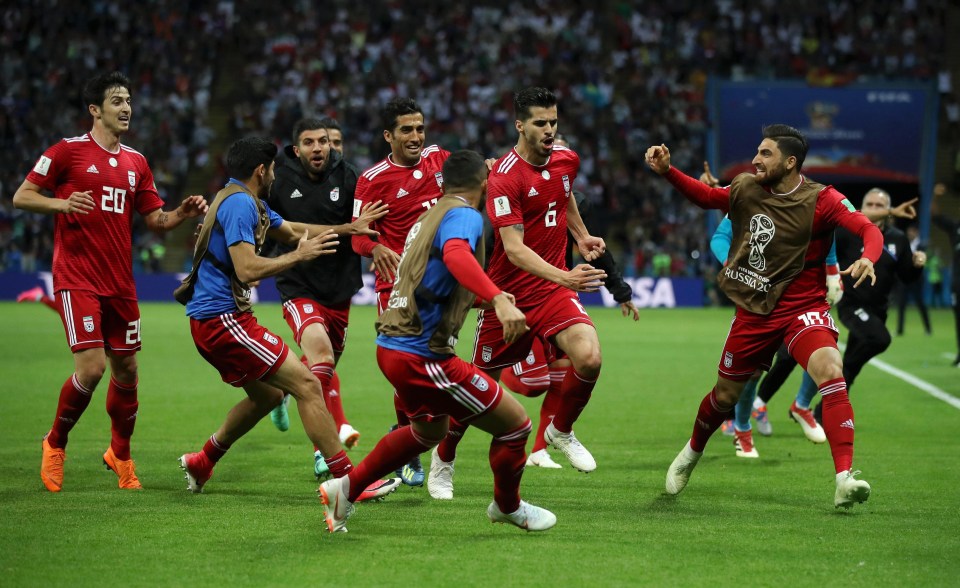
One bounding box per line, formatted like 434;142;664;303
41;435;65;492
103;446;143;489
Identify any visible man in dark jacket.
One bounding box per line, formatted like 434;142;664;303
813;188;925;421
266;118;381;478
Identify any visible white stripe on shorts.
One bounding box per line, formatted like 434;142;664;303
220;313;278;366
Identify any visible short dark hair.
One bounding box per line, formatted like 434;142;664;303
514;87;557;121
442;150;487;190
380;98;422;133
319;116;342;132
226;136;278;179
82;71;131;109
291;118;325;145
762;124;808;170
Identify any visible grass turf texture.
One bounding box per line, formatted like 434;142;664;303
1;302;958;586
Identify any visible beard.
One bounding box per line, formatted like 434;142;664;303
756;162;787;187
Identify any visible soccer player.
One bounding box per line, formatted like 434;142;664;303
319;150;556;533
645;124;883;509
176;136;398;506
804;188;925;421
13;71;208;492
351;98;452;487
427;87;609;499
500;134;638;469
710;212;833;455
264;118;371;478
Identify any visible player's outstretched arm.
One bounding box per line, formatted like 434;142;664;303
645;144;729;211
144;195;209;232
13;180;95;215
286;200;387;239
230;228;338;283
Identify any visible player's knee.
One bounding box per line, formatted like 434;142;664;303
573;349;602;378
110;356;138;384
76;359;107;389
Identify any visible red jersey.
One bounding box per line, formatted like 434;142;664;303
26;133;163;298
352;145;450;292
486;145;580;307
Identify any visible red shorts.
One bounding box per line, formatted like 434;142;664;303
377;346;503;423
282;298;351;352
718;301;838;381
190;312;289;387
472;288;593;370
56;290;141;355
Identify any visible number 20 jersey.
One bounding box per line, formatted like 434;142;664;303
486;145;580;307
26;133;163;297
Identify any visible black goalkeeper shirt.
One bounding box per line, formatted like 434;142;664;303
265;147;363;305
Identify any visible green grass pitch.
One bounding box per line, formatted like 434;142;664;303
1;302;958;586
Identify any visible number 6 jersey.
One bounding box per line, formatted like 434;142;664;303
486;145;580;307
26;133;163;298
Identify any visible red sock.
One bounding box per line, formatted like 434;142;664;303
329;371;346;425
819;378;854;473
346;426;430;502
106;377;138;460
324;450;353;478
395;393;411;427
47;374;95;449
490;418;532;514
501;364;549;397
41;295;58;311
531;369;566;452
689;388;734;452
310;363;344;428
436;418;468;462
202;434;230;463
551;368;598;433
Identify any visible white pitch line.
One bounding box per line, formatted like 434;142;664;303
866;356;960;410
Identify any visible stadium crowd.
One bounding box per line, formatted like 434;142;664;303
0;0;948;280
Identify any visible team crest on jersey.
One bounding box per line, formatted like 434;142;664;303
128;171;136;189
481;346;493;363
525;350;536;365
83;316;95;333
723;351;734;369
470;374;489;392
562;175;570;193
303;304;314;314
262;332;279;345
329;187;339;202
435;172;444;188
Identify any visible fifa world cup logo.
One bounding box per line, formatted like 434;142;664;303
747;214;775;272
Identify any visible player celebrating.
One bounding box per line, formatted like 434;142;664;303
13;71;208;492
427;87;608;499
319;150;556;533
645;124;883;509
265;118;377;478
351;98;452;487
176;136;398;507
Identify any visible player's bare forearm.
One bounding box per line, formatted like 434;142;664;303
145;195;208;232
229;237;332;283
13;182;93;215
499;225;568;285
